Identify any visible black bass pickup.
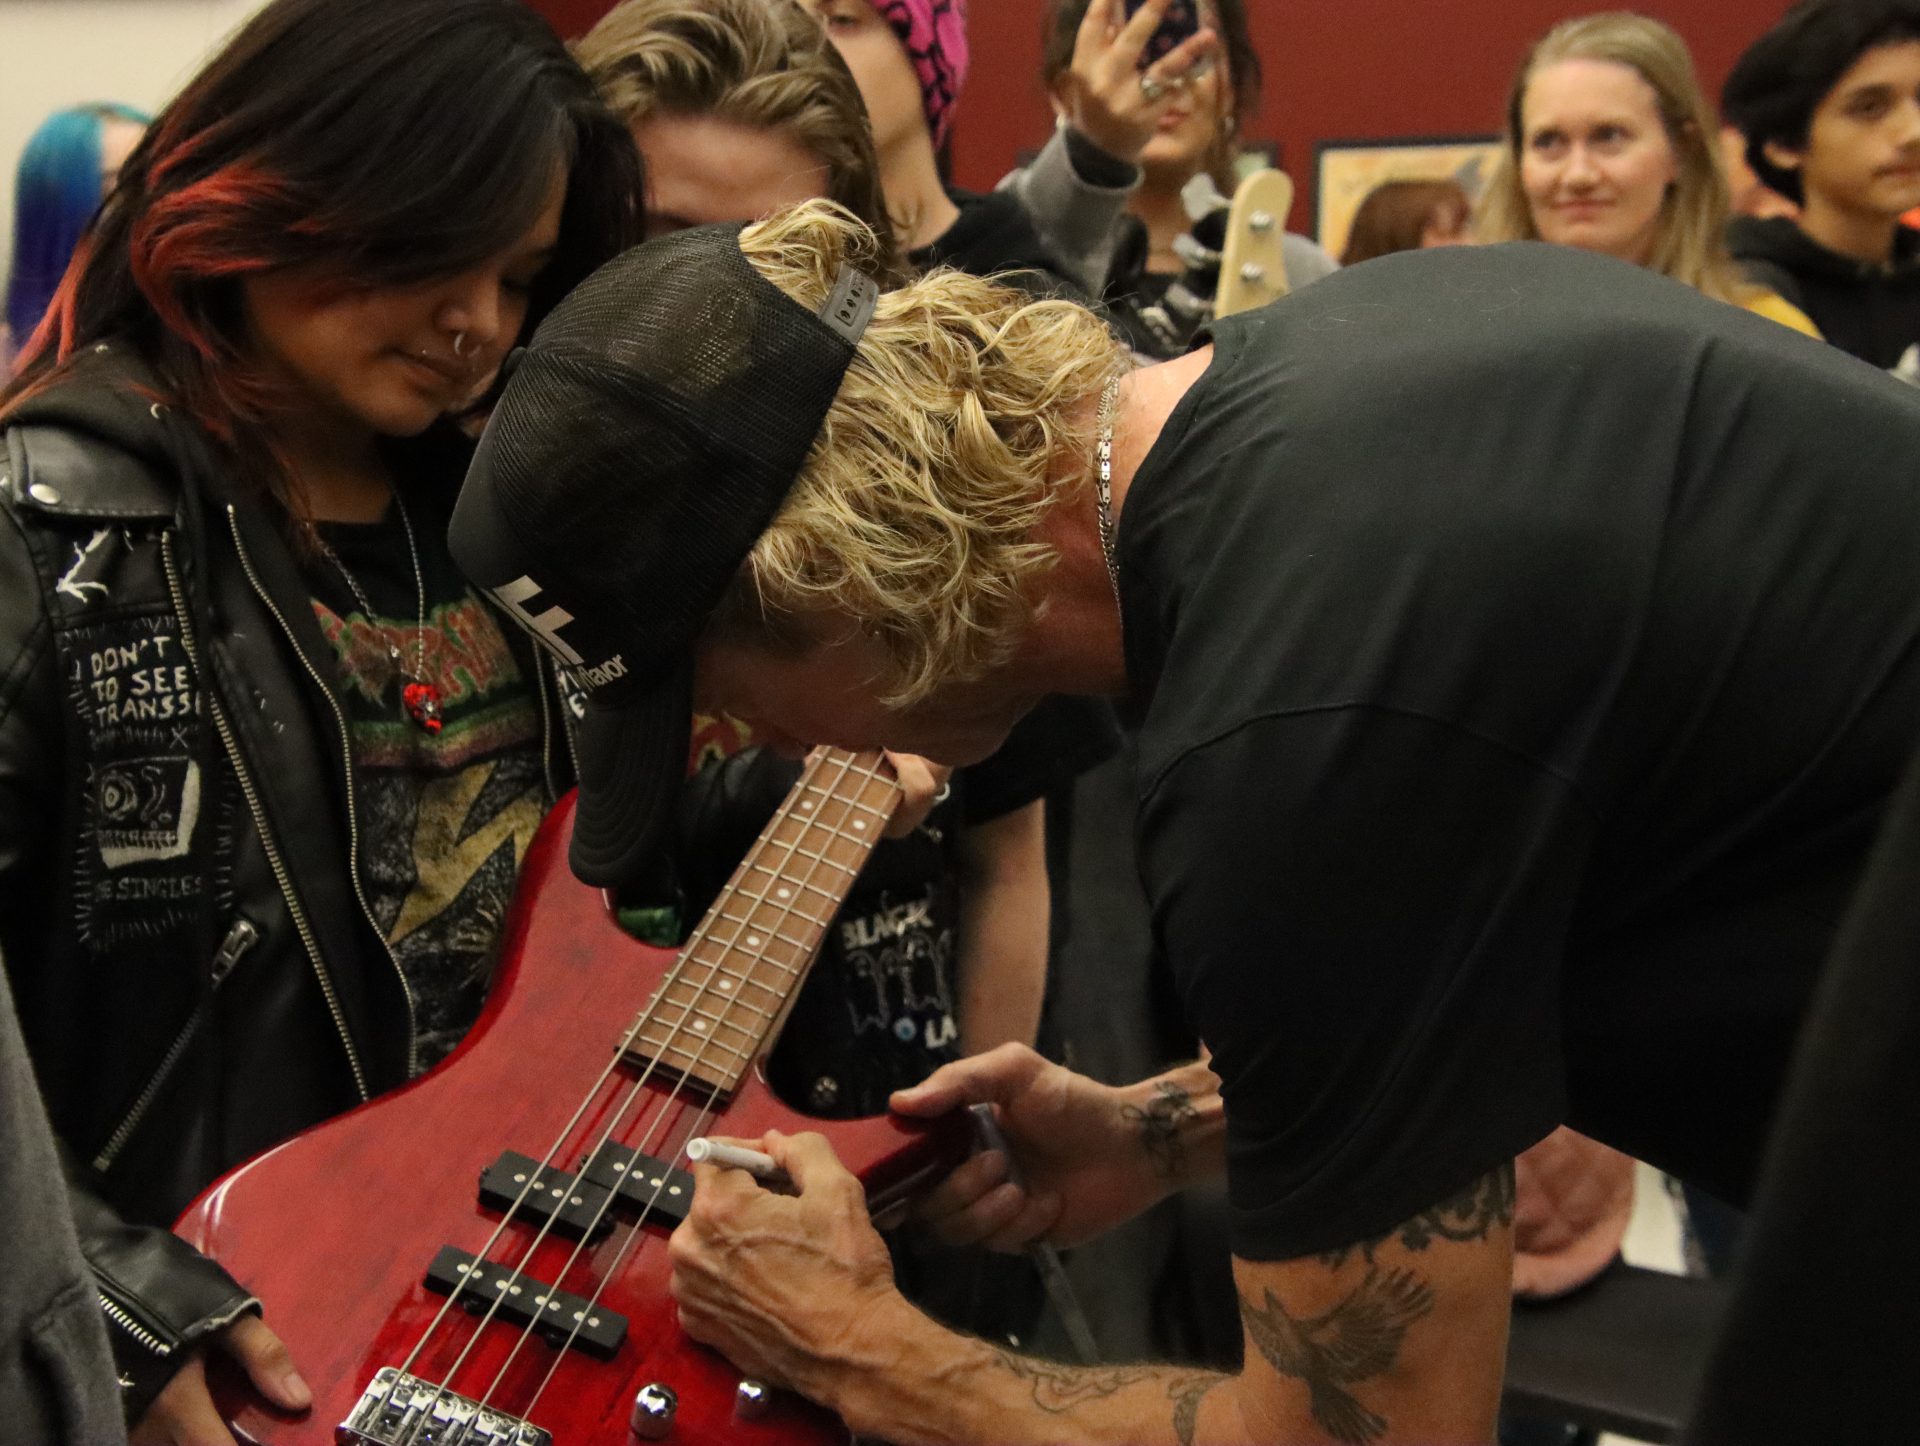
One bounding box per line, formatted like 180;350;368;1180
424;1248;626;1359
478;1147;696;1240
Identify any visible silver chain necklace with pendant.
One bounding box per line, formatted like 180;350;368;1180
1094;374;1125;610
312;492;444;734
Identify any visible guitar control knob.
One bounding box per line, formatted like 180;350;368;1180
736;1380;772;1419
631;1383;678;1439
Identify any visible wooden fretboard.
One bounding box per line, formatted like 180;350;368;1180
622;748;899;1096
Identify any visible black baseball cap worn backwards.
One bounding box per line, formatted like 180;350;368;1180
450;223;878;888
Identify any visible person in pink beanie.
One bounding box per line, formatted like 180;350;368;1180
807;0;1080;290
873;0;970;146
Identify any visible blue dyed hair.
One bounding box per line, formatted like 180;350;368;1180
6;103;149;348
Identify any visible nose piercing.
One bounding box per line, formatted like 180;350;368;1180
452;332;471;358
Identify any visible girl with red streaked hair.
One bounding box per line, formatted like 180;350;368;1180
0;1;641;1439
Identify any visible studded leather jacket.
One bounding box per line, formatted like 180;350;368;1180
0;347;576;1420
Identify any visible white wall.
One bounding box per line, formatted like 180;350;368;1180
0;0;271;304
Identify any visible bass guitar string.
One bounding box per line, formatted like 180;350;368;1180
471;752;881;1421
388;748;868;1443
394;749;888;1441
514;755;897;1421
407;748;873;1445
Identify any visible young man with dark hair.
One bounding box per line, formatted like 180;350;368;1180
1723;0;1920;371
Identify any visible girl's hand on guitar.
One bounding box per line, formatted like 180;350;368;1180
890;1043;1175;1251
1060;0;1220;166
130;1314;309;1446
670;1131;916;1401
880;752;951;837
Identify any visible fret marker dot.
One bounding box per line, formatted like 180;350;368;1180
693;1020;708;1032
854;819;868;831
718;979;734;992
778;888;792;899
800;800;814;811
747;935;761;948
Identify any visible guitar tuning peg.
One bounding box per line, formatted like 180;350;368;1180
1249;210;1276;233
1240;264;1267;284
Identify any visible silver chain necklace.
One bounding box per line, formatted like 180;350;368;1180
1094;374;1125;610
311;491;444;734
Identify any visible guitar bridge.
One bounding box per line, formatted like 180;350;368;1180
338;1366;551;1446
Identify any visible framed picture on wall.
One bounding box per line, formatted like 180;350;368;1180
1313;135;1502;260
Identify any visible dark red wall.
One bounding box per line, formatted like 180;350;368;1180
530;0;1767;232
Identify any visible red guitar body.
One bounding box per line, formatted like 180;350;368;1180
174;792;966;1445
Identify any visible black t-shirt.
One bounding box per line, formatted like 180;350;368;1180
677;697;1117;1117
911;189;1084;302
1119;241;1920;1261
306;506;550;1071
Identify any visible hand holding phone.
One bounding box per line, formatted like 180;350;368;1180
1122;0;1202;69
1062;0;1221;165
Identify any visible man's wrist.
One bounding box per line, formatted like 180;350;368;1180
818;1291;977;1443
1116;1060;1226;1192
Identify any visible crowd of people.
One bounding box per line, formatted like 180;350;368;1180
2;0;1919;1443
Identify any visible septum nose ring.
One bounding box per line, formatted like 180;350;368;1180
452;331;471;358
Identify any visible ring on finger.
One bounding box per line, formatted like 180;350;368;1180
1140;74;1168;102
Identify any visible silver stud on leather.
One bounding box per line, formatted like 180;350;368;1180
27;482;61;506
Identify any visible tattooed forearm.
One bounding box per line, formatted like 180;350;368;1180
986;1348;1155;1414
1168;1371;1228;1446
1121;1080;1199;1180
1240;1266;1435;1445
1318;1163;1517;1270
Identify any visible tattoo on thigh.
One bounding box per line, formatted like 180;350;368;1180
1317;1163;1517;1270
987;1349;1155;1413
1240;1266;1436;1445
1121;1080;1198;1180
1168;1372;1228;1446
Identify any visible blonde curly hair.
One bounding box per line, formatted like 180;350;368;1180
715;200;1126;706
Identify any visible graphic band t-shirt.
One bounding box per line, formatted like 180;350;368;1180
1118;242;1920;1261
307;507;549;1071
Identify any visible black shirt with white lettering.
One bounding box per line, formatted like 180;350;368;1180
1120;242;1920;1261
678;699;1115;1117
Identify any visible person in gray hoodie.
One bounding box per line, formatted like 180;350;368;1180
1001;0;1336;357
0;946;124;1446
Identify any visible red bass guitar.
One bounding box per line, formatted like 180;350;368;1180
174;748;969;1445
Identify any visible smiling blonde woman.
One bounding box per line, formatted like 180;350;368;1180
1480;12;1818;336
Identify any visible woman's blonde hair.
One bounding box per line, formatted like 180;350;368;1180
717;200;1126;706
1478;12;1750;304
575;0;903;272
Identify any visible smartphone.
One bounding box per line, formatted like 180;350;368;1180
1123;0;1202;68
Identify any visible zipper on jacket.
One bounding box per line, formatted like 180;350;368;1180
161;531;371;1101
479;585;568;803
223;506;421;1077
98;1291;176;1359
535;650;559;804
91;915;262;1173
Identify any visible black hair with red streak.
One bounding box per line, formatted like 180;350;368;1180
2;0;644;491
